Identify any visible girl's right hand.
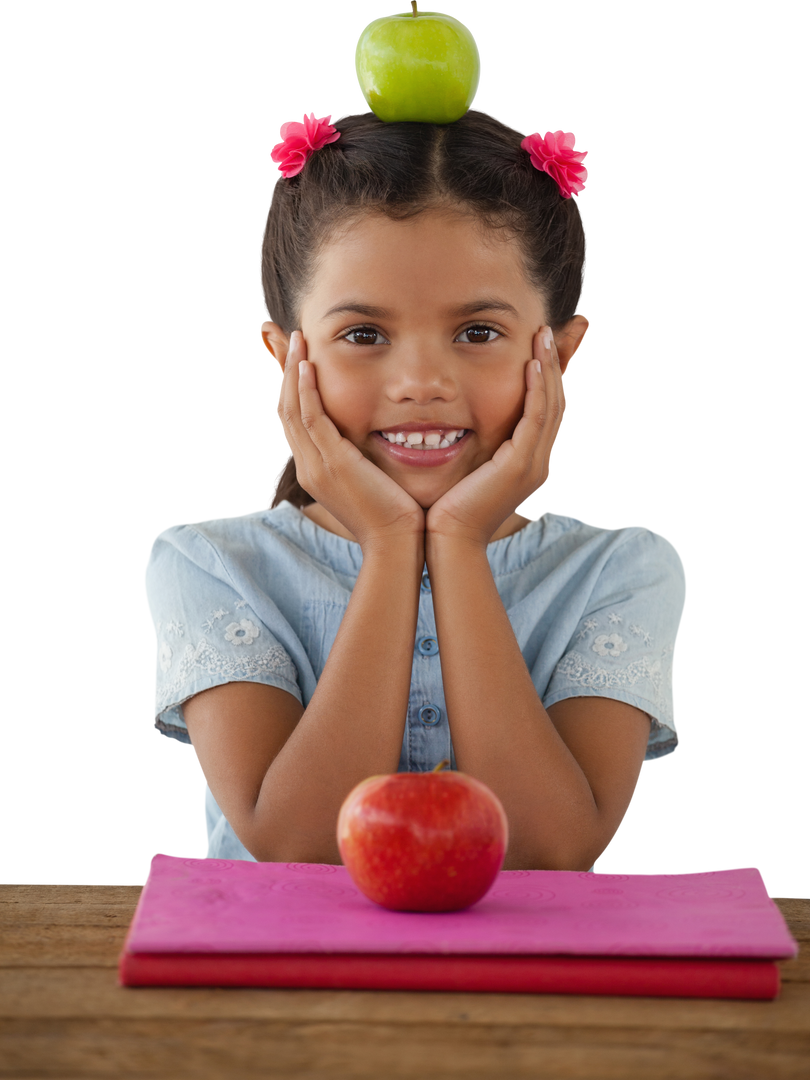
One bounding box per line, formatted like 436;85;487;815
278;331;425;552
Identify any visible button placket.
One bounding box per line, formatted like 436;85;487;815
419;565;444;725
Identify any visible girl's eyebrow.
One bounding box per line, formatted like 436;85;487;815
321;299;520;321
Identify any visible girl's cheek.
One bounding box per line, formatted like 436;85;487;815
321;380;375;429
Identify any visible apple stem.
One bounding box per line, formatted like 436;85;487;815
432;759;450;773
411;1;418;15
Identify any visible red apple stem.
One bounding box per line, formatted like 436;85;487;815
411;1;418;16
432;759;450;773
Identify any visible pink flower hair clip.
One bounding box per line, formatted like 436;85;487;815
270;109;591;198
520;127;591;201
267;110;341;179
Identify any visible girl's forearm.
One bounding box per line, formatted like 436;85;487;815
430;538;599;870
248;539;423;863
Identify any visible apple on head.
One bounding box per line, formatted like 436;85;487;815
355;3;480;125
337;760;508;912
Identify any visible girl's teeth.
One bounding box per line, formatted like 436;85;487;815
381;429;466;449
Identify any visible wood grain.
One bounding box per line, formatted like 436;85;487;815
0;886;807;1079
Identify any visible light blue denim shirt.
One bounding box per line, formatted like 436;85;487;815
146;500;685;861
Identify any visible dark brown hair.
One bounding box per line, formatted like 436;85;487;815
263;110;586;509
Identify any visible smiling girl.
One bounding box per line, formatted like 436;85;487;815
146;111;685;871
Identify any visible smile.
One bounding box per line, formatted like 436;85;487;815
372;429;471;467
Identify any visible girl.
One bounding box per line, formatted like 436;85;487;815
146;110;684;872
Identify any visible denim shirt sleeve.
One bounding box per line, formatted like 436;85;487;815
145;524;301;744
543;530;685;759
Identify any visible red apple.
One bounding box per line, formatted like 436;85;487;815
337;760;508;912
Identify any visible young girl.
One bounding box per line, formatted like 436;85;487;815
146;110;684;872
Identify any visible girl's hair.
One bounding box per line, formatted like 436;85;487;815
264;109;586;509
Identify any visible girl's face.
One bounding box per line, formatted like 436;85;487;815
296;209;551;510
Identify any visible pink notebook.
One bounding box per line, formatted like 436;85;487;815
119;855;798;998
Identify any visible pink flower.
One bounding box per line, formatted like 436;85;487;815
520;130;588;199
271;113;341;178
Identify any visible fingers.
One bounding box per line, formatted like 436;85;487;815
277;331;306;457
546;328;570;481
509;326;565;459
287;330;334;444
535;325;565;429
296;358;317;422
277;331;343;464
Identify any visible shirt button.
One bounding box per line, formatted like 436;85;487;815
417;636;439;656
419;704;442;726
420;572;431;593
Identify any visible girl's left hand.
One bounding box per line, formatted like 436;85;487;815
426;326;564;547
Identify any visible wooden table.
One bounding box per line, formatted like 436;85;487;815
1;886;807;1079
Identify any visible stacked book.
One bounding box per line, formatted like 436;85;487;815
119;855;798;999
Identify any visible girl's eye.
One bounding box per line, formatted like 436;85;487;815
339;324;505;345
343;326;389;346
456;325;501;344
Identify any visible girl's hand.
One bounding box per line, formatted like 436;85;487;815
426;327;564;548
278;332;425;552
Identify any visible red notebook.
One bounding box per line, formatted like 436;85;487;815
119;856;798;999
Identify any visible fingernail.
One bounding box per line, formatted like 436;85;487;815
542;327;553;350
533;359;542;373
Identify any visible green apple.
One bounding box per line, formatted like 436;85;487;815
356;2;480;124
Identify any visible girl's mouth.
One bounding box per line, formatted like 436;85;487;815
372;428;471;467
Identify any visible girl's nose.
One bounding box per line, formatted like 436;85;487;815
386;350;458;405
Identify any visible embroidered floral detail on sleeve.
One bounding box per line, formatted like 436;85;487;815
159;642;173;672
557;613;673;712
558;650;663;693
156;639;299;709
152;600;302;717
201;607;255;635
225;619;260;645
574;616;651;650
202;608;230;634
629;623;654;645
593;633;628;658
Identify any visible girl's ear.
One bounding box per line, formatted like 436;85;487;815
258;317;289;373
554;315;589;375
